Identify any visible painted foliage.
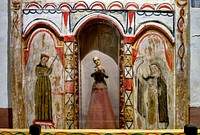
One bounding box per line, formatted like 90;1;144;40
10;0;189;129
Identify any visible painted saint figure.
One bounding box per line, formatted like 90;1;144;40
137;61;169;129
85;56;116;129
35;53;53;121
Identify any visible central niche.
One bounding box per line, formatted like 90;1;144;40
77;19;121;129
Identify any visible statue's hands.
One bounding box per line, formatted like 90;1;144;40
96;66;103;72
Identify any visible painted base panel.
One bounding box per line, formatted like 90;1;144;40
0;129;196;135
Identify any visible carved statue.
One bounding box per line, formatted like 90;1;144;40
85;56;116;129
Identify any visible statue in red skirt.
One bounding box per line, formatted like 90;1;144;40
85;56;116;129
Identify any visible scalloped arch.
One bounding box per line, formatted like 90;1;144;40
157;3;174;11
25;2;42;9
125;2;139;10
89;1;106;10
43;3;57;10
108;1;124;10
59;3;72;11
140;3;155;10
73;1;88;9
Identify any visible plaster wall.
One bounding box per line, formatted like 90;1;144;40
0;0;8;108
190;8;200;107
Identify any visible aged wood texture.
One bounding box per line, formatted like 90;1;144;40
11;0;26;128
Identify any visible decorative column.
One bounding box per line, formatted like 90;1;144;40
61;3;79;128
175;0;189;128
64;40;76;129
123;42;134;129
10;0;26;128
119;41;125;129
121;10;135;129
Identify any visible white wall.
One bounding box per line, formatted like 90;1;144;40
190;8;200;107
0;1;8;108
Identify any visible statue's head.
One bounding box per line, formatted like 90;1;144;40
93;56;100;66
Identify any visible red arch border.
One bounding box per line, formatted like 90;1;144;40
133;29;174;70
24;28;64;68
23;21;63;40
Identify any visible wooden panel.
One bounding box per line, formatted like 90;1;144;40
0;108;12;128
190;107;200;128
